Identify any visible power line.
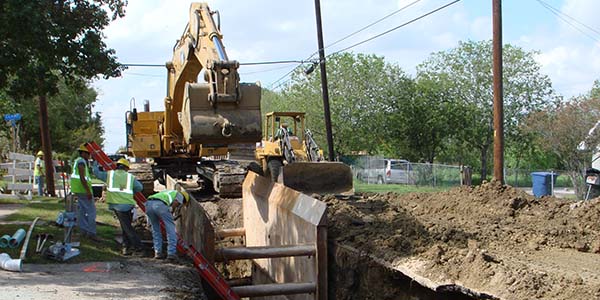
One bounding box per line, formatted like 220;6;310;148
268;0;424;89
534;0;600;43
331;0;461;55
268;0;461;90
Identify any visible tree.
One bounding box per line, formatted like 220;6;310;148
524;96;600;198
278;52;414;157
0;0;126;195
417;40;557;179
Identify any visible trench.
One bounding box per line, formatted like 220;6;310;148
183;191;492;300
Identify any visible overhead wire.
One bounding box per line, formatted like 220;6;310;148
268;0;461;90
534;0;600;43
268;0;425;90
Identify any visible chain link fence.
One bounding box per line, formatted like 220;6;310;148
504;168;573;188
350;156;464;187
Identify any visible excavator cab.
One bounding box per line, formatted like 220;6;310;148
256;112;353;195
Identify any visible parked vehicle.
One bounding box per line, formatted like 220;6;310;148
356;158;414;184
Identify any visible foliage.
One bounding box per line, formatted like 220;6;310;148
276;52;414;157
354;181;451;193
1;79;104;155
0;0;126;98
417;40;557;178
523;96;600;198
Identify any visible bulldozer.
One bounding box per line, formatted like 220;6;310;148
255;112;353;195
124;2;261;198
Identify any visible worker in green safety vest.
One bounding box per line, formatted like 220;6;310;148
146;189;189;261
34;150;45;196
92;157;145;256
70;144;98;241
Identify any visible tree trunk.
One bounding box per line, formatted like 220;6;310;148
38;94;55;197
480;145;489;182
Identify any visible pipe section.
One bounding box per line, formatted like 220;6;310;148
0;235;10;248
9;229;26;249
0;253;22;272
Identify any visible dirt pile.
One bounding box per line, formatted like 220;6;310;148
323;181;600;300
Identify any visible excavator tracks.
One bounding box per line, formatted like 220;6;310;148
128;162;155;196
198;160;249;198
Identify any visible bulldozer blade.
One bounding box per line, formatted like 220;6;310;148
280;162;354;195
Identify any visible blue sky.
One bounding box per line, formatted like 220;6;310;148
93;0;600;153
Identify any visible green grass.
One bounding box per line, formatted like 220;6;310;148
354;181;451;193
1;196;122;263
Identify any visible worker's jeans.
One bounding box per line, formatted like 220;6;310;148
112;208;142;251
146;200;177;255
35;176;44;196
76;194;97;236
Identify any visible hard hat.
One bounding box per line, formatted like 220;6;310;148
116;158;130;168
36;151;43;156
180;190;190;203
78;144;89;153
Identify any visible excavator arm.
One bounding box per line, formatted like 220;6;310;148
163;2;261;155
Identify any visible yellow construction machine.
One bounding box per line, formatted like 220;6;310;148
125;2;261;197
255;112;353;195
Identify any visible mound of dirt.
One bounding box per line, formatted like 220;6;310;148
323;181;600;300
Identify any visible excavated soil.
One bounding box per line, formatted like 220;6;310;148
322;181;600;300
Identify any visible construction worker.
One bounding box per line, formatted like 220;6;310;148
34;151;44;196
92;158;145;255
70;144;98;240
145;189;189;261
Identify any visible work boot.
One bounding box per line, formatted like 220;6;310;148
121;247;132;256
166;254;178;263
154;252;166;260
85;234;103;242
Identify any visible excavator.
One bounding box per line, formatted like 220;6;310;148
125;3;352;197
256;112;353;195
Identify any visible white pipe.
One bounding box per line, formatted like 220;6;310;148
0;253;22;272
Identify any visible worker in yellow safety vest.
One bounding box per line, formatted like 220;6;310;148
34;151;45;196
70;144;98;240
146;189;189;261
92;158;144;256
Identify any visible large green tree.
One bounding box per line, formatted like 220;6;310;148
417;40;557;179
0;0;126;195
276;52;414;157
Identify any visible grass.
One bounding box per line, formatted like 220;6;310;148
354;181;452;194
0;196;123;263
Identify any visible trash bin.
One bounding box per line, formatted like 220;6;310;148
531;172;557;198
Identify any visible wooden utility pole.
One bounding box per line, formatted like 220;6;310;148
313;0;335;161
492;0;504;184
38;95;56;196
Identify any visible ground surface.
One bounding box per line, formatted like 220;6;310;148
322;181;600;300
0;258;204;300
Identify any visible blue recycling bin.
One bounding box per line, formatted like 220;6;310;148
531;172;557;198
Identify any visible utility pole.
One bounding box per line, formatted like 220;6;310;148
38;95;56;196
313;0;335;161
492;0;504;184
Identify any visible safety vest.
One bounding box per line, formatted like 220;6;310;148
70;157;91;193
148;190;178;206
105;170;136;205
34;157;44;176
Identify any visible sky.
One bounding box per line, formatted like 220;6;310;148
92;0;600;153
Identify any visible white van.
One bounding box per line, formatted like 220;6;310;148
356;158;414;184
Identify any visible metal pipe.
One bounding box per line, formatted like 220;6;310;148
215;245;316;262
9;229;26;249
232;283;316;297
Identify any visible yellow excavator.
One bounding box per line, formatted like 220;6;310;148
125;3;352;197
256;112;353;195
125;2;260;197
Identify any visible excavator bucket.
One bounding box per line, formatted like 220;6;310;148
279;162;354;195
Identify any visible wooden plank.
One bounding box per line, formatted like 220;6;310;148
3;175;32;181
0;162;30;169
6;168;33;176
242;172;326;300
215;245;315;261
8;152;35;162
7;183;32;191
